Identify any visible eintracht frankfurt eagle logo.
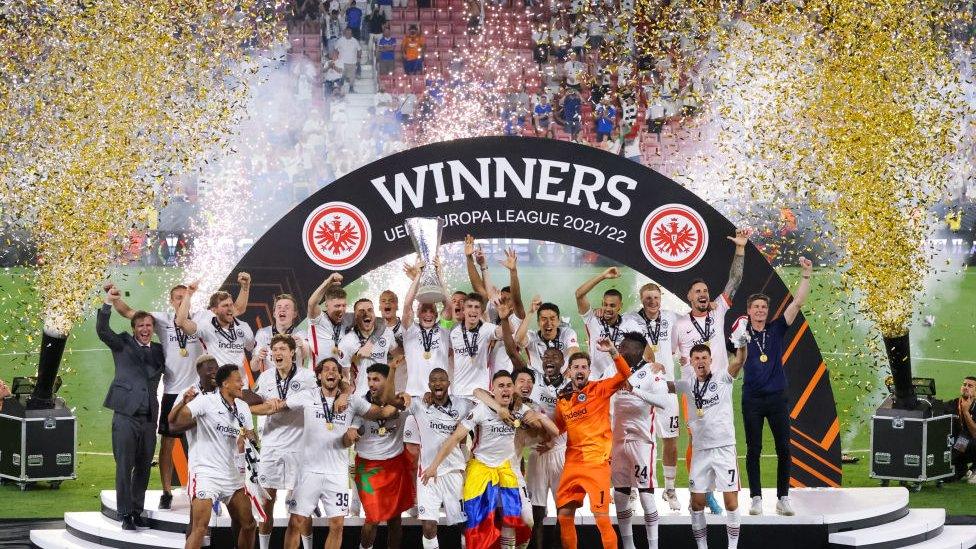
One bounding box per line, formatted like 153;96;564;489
303;202;371;270
640;204;708;272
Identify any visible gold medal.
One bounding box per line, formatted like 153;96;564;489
332;346;340;356
696;408;704;417
424;351;432;360
760;354;768;363
378;426;387;436
327;422;334;431
179;347;188;357
704;341;710;348
650;344;658;353
512;419;521;428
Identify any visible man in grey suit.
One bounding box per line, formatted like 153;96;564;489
97;283;165;531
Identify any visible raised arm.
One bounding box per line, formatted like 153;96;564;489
420;422;470;484
513;296;538;348
464;235;488;296
498;302;527;370
307;273;343;320
380;356;409;408
96;293;125;351
721;227;752;300
175;280;199;335
401;264;422;327
233;272;251;317
727;345;748;378
575;267;619;315
436;257;454;321
500;248;526;319
523;409;558;440
784;256;814;326
104;283;137;319
167;388;198;433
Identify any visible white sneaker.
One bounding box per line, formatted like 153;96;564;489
663;488;681;511
749;496;763;515
776;497;795;516
968;472;976;485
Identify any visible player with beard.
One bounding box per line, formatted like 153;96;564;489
421;371;557;549
554;338;632;549
307;273;355;366
519;299;580;375
168;365;260;549
339;298;399;395
611;332;673;549
449;293;505;401
405;368;473;549
253;294;309;372
268;358;386;549
673;227;751;515
251;335;317;549
350;359;415;549
660;342;747;549
621;282;682;511
111;279;248;510
575;267;627;380
177;283;257;386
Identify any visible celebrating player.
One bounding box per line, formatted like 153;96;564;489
339;298;398;394
251;335;317;549
253;294;308;372
401;258;453;399
307;273;354;366
524;346;567;549
449;293;504;401
167;365;259;549
622;282;682;511
524;300;580;373
554;339;632;549
575;266;627;380
421;370;556;549
176;280;257;386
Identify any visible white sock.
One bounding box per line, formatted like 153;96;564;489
301;534;313;549
422;535;439;549
663;465;677;491
691;509;708;549
259;533;271;549
500;525;516;549
639;491;659;549
615;489;636;549
727;508;741;549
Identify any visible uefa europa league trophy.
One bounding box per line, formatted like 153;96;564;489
405;217;444;304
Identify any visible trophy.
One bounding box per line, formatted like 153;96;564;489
405;217;445;304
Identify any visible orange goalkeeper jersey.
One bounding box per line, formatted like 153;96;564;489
555;354;631;464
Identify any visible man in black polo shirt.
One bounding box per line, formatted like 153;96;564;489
947;376;976;482
735;257;813;516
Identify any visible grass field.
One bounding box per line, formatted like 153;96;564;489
1;263;975;518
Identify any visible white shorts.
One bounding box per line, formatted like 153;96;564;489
688;445;739;494
287;471;350;518
654;393;680;439
417;470;466;524
403;415;421;446
189;473;243;504
526;447;565;507
258;449;300;490
611;439;657;490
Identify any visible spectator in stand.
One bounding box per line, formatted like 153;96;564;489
533;94;556;138
563;51;587;90
323;55;345;96
550;19;569;60
559;88;583;142
376;0;393;20
376;26;397;76
345;0;364;40
594;98;615;143
335;28;362;92
375;84;395;115
532;20;551;70
590;67;611;104
570;23;588;58
587;10;606;49
322;8;344;55
402;25;425;75
395;92;417;124
618;96;642;162
466;0;482;34
365;6;387;56
293;0;319;21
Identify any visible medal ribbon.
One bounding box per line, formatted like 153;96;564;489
538;328;563;351
320;391;337;425
689;312;713;346
173;314;189;353
275;364;297;400
747;325;767;358
272;323;295;336
692;373;713;414
639;310;661;346
600;317;621;343
212;317;239;344
461;321;482;357
330;320;343;350
420;326;436;354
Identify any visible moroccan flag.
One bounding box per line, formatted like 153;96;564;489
462;458;529;549
354;451;416;522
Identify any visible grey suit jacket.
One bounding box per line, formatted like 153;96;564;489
96;305;165;419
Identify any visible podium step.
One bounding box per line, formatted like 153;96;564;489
829;508;946;548
64;511;206;548
901;526;976;549
30;529;104;549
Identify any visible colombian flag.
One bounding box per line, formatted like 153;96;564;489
462;458;530;549
354;451;416;522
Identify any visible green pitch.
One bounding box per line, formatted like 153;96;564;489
1;264;974;518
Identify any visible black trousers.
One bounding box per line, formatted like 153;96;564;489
952;440;976;480
112;412;157;516
742;391;791;498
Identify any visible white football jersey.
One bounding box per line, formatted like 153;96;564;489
306;312;353;366
407;397;472;473
194;311;255;381
151;311;203;394
581;309;627;380
449;322;500;398
528;377;568;450
338;328;397;395
186;393;253;484
525;327;579;374
402;323;451;397
286;389;360;474
675;370;737;450
253;366;316;450
488;315;522;375
613;363;669;444
461;402;531;467
621;309;679;380
674;296;732;380
253;325;308;369
350;394;406;460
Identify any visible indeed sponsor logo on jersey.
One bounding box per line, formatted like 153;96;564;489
215;423;241;437
315;411;348;422
428;420;457;433
217;340;246;351
487;423;516;435
564;407;588;420
699;395;720;408
539;395;557;407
